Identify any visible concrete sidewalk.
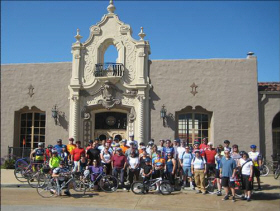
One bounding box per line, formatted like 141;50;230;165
1;169;30;188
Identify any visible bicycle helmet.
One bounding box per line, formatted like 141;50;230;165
47;144;53;148
52;150;58;154
250;144;257;149
38;142;44;147
145;158;151;162
239;151;246;156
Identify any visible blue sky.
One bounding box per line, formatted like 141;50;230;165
1;1;279;82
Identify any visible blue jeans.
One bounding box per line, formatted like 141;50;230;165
113;167;124;187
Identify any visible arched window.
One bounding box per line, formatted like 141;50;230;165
104;45;118;63
16;107;46;149
176;106;212;145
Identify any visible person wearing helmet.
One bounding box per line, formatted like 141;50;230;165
67;138;76;156
52;160;71;196
49;150;62;169
192;141;205;158
30;142;45;171
141;158;153;184
248;145;262;190
46;145;53;161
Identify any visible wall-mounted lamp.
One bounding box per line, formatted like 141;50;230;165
52;105;58;125
160;104;167;126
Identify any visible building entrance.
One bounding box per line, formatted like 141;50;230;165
94;112;127;141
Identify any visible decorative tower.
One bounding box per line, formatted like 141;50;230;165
69;1;151;144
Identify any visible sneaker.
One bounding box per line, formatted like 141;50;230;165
217;191;222;196
222;195;229;201
123;188;127;191
241;196;246;200
196;190;202;194
247;198;251;202
64;191;71;196
232;196;236;202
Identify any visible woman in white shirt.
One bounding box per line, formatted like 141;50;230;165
191;150;207;194
238;152;253;201
128;152;140;186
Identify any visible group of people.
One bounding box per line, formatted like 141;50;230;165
30;135;263;201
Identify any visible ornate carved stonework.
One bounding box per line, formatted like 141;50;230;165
190;83;198;96
28;84;34;97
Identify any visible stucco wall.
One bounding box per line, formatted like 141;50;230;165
1;63;71;157
149;57;260;151
259;93;280;161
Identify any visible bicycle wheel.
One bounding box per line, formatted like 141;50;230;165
274;168;280;179
160;182;172;195
131;181;145;194
99;175;119;193
71;178;86;193
28;173;47;188
205;178;216;194
15;159;29;169
260;165;269;177
14;167;30;182
37;178;57;198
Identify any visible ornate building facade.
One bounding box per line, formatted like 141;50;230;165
1;1;280;161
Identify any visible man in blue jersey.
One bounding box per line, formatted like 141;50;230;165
54;139;66;157
163;139;175;160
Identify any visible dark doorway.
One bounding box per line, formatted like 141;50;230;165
95;112;127;129
99;134;107;141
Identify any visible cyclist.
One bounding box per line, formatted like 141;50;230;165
100;147;112;175
204;142;216;177
192;141;205;158
52;161;71;196
165;153;176;190
49;150;62;170
248;145;262;190
30;142;45;171
223;140;231;153
128;152;140;186
71;141;86;172
238;152;253;201
162;139;175;160
191;150;207;194
54;139;66;157
67;138;76;157
220;149;237;202
120;139;129;154
142;158;153;183
152;150;165;193
45;145;53;161
179;145;194;189
231;144;241;165
157;139;165;152
199;138;208;151
112;148;127;190
215;148;223;196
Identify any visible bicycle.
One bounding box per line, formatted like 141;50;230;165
15;157;30;169
36;172;86;198
205;169;217;194
131;177;172;195
274;159;280;179
14;161;43;182
83;167;119;193
27;163;51;188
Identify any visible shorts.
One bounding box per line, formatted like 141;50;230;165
241;175;253;191
221;177;235;188
253;166;260;177
182;166;192;177
215;169;221;178
153;169;164;179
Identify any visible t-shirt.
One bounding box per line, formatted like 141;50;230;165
220;157;236;177
215;155;223;170
143;165;153;175
163;147;175;159
54;144;67;156
205;149;216;164
34;148;45;161
239;158;253;176
128;156;139;169
191;157;206;169
112;154;127;169
67;144;76;154
153;158;165;169
177;147;185;160
71;147;86;161
120;145;129;154
231;153;241;165
199;143;208;151
101;152;111;164
248;151;262;167
98;145;105;151
180;152;193;167
87;148;100;162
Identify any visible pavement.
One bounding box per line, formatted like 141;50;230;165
1;169;280;211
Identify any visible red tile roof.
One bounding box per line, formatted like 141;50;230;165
258;82;280;91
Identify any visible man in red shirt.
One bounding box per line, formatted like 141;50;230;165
199;138;208;151
204;142;216;176
71;141;85;172
112;148;127;190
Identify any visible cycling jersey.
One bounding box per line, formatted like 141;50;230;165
67;144;76;154
34;148;45;161
153;158;165;169
53;167;70;181
49;156;61;169
248;151;262;167
163;147;175;159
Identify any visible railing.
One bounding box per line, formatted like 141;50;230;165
94;63;124;77
8;146;32;159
